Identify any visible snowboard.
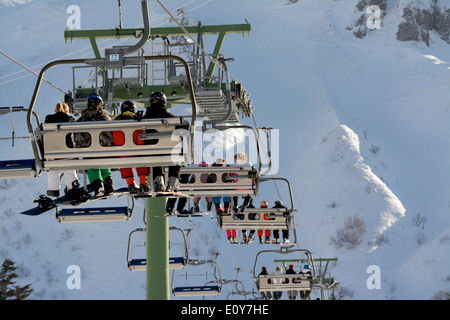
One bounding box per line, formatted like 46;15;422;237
20;184;102;217
20;186;195;217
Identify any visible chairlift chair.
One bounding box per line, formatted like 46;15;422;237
217;177;297;238
176;123;266;198
171;258;222;297
252;247;315;294
26;54;198;173
127;227;189;271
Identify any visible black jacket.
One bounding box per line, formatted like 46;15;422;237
45;112;75;148
44;112;75;124
286;268;297;275
143;103;176;119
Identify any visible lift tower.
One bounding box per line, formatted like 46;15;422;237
62;0;252;300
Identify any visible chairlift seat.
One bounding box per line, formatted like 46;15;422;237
38;119;189;171
178;166;257;197
128;258;147;271
56;206;130;223
128;256;187;271
172;285;221;297
256;274;313;292
218;208;291;230
0;159;38;179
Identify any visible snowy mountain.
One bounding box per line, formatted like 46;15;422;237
1;0;450;300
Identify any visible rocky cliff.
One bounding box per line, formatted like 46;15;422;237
348;0;449;46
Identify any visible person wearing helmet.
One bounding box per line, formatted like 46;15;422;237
257;200;272;244
73;93;115;198
299;264;312;300
143;91;174;118
142;92;181;213
272;200;289;245
113;100;150;194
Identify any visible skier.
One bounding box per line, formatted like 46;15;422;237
211;158;231;214
257;201;272;244
286;264;298;300
272;200;289;245
231;152;252;213
73;93;115;198
173;166;190;214
299;264;312;300
271;266;284;300
190;161;213;212
258;266;272;300
226;227;238;244
45;102;90;204
142;92;182;213
241;197;256;244
112;100;150;194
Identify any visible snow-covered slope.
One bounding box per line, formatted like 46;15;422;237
1;0;450;300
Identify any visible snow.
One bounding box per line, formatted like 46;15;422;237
1;0;450;300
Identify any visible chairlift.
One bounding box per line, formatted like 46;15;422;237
126;227;189;271
252;247;315;295
178;165;258;197
26;53;197;172
171;257;222;297
176;123;273;198
217;177;298;243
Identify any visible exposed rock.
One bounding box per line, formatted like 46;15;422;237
396;1;450;46
355;0;388;12
348;0;449;46
348;0;388;39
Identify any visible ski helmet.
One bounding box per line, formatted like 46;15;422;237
87;93;103;107
261;201;268;208
149;91;167;106
120;100;137;114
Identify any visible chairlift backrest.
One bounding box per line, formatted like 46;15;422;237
218;207;291;230
38;118;189;170
257;273;313;292
178;165;258;197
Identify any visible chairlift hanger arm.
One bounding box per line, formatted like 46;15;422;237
259;176;295;213
212;124;263;174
